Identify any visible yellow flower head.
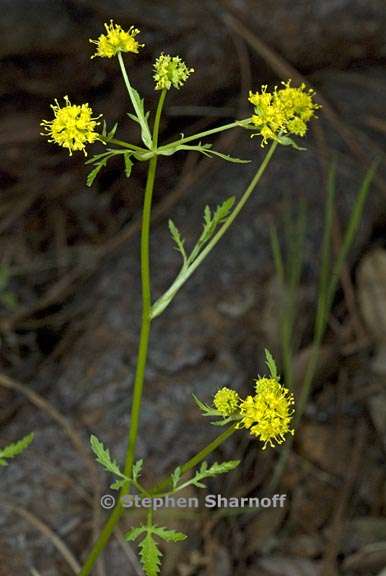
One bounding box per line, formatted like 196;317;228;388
153;53;194;90
239;377;295;449
40;96;101;156
90;20;143;59
248;80;320;146
213;387;240;416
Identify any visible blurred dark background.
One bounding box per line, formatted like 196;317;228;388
0;1;385;575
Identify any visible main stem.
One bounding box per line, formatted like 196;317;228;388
123;89;166;478
78;90;166;576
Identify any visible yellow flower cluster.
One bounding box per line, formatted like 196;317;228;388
238;378;295;449
213;387;240;416
40;96;101;156
90;21;143;59
153;53;194;91
249;80;320;146
212;377;294;449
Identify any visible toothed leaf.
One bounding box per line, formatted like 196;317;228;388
152;526;187;542
264;348;279;379
139;532;162;576
168;220;187;263
0;433;34;465
125;525;147;542
90;434;125;479
132;459;143;482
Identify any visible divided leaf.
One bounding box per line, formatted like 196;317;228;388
152;526;187;543
264;348;279;380
171;466;182;490
127;87;152;149
0;432;34;466
110;478;129;491
199;196;235;245
277;135;306;151
139;533;162;576
124;153;134;178
85;150;116;187
101;120;118;140
172;459;240;491
90;434;125;479
125;525;147;542
132;459;144;482
190;460;240;489
192;394;219;417
189;196;235;263
86;161;106;187
168;220;187;264
192;393;235;426
86;149;136;187
126;523;186;576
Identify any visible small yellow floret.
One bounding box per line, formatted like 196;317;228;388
40;96;101;156
153;53;194;90
248;80;320;146
90;20;143;59
239;378;294;449
213;387;240;416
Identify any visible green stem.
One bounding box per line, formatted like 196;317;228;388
151;141;278;318
123;91;166;480
157;119;250;153
150;424;237;495
100;136;147;153
78;90;166;576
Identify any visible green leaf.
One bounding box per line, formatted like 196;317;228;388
210;416;234;426
277;135;306;151
139;533;162;576
127;86;153;149
110;478;127;490
0;432;34;466
264;348;279;379
190;460;240;488
84;151;112;165
168;220;187;264
125;525;147;542
213;196;236;224
90;434;125;479
123;153;134;178
192;394;219;417
189;196;235;263
132;459;143;482
204;460;240;476
107;123;118;140
152;526;187;543
101;121;118;140
176;459;240;491
86;162;105;187
171;466;182;490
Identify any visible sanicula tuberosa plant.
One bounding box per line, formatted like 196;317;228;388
40;21;320;576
